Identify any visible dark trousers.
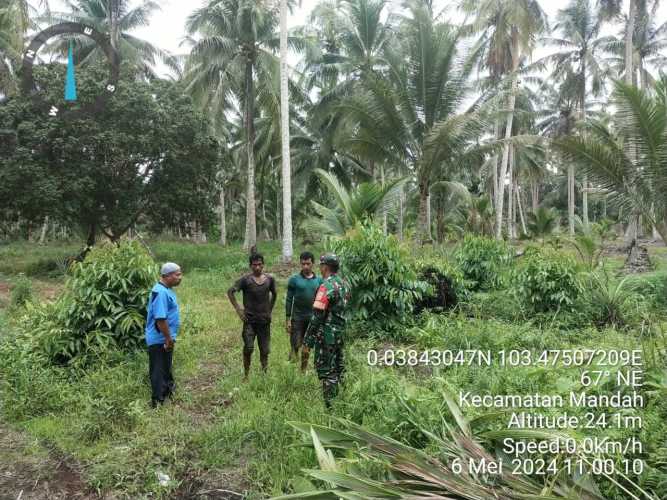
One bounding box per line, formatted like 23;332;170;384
242;322;271;356
148;344;175;404
290;319;309;354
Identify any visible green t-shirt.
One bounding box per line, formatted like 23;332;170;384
286;272;322;321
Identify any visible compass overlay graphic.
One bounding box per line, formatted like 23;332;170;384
21;22;121;119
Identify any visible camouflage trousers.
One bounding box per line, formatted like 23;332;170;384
313;340;345;407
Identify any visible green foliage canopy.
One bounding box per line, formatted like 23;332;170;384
0;63;219;242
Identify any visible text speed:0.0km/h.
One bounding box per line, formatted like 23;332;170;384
367;349;493;367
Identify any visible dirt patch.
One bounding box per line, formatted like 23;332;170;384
174;465;251;499
0;281;9;306
0;425;103;500
180;357;237;425
33;281;64;302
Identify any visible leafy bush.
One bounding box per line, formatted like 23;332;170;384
454;235;512;291
331;223;430;327
625;271;667;312
579;272;643;328
527;206;559;242
340;368;439;448
9;275;33;310
0;329;70;419
413;258;468;312
17;241;157;365
515;247;581;313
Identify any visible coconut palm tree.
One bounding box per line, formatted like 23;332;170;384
48;0;176;78
339;0;488;243
598;0;644;88
542;0;612;233
554;79;667;244
461;0;547;240
0;0;50;95
0;3;20;95
305;169;406;236
279;0;293;262
304;0;393;98
528;206;559;243
604;4;667;90
465;194;495;236
304;0;396;187
186;0;282;250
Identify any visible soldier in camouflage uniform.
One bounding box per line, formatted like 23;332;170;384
302;253;350;408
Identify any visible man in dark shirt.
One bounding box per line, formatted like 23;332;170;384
285;251;322;364
228;252;277;381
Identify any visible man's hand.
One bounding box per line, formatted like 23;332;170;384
286;319;292;335
235;306;246;322
164;337;174;351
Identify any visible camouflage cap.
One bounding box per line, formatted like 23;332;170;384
319;253;340;266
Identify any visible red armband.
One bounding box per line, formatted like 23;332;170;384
313;284;329;310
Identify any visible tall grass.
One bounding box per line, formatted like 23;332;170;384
0;241;665;498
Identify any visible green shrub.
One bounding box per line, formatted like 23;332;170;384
9;275;33;310
413;258;469;312
340;361;442;448
0;329;71;419
331;222;430;327
578;272;643;328
17;241;157;365
462;290;523;322
454;235;512;291
515;247;581;313
625;271;667;312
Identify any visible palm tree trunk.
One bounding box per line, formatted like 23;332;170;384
276;184;281;241
495;69;518;240
568;164;575;236
261;202;271;241
219;187;227;246
655;220;667;245
517;186;527;236
492;118;500;208
496;89;516;240
582;178;589;227
625;0;636;87
426;193;432;238
639;64;660;241
507;145;514;238
39;216;49;244
108;0;121;49
418;182;432;243
243;58;257;251
531;181;539;212
381;166;387;236
580;75;589;230
398;185;404;241
279;0;293;263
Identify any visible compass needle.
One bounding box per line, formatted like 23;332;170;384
64;40;77;102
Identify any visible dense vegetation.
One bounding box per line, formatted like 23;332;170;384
0;235;665;499
1;0;667;499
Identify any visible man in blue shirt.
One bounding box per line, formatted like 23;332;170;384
145;262;182;407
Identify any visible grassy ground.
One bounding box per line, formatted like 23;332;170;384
0;238;666;499
0;240;335;498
